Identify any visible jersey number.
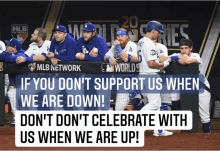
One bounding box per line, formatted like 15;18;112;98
137;50;142;63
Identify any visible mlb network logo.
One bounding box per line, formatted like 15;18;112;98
28;62;36;72
101;63;114;72
11;24;28;43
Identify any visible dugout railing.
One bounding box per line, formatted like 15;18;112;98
0;61;199;132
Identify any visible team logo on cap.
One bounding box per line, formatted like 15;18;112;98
28;62;36;72
85;24;87;28
57;26;59;29
117;31;121;34
11;24;28;44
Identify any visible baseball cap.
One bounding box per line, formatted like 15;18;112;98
146;20;165;34
82;22;95;32
52;25;67;33
5;38;22;51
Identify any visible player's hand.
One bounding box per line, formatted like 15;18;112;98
109;58;117;66
163;59;170;68
89;47;98;57
113;40;120;46
75;53;85;60
16;57;26;64
159;55;170;62
51;58;60;66
47;52;55;58
178;54;189;60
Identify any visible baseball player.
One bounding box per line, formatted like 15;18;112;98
104;28;138;65
137;20;172;136
104;28;138;111
159;38;211;133
16;28;51;64
46;25;77;65
0;38;27;125
76;22;108;62
76;22;109;110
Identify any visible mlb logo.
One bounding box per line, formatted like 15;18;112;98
28;62;36;72
101;63;114;72
127;29;138;42
11;24;28;43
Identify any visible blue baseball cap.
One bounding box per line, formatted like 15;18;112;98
52;25;67;33
146;20;165;34
82;22;95;32
5;38;22;51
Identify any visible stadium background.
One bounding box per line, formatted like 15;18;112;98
1;1;220;117
1;1;220;150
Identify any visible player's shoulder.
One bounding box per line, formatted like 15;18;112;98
191;52;200;58
143;37;155;45
77;36;84;43
157;43;167;49
29;42;37;46
0;40;5;46
44;40;51;44
95;35;106;42
66;33;76;42
127;41;137;47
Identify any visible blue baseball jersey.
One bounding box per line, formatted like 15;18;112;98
0;49;26;83
77;35;108;62
49;33;77;61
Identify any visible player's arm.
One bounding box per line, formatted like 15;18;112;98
144;44;169;68
148;60;165;68
0;51;8;60
178;54;197;65
104;55;117;66
114;41;138;62
104;46;117;65
119;49;138;62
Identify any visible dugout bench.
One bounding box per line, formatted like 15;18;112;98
0;61;199;132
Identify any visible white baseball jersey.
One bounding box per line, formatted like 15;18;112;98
170;52;210;123
156;43;168;57
137;37;160;74
106;41;137;61
0;40;6;53
25;40;51;57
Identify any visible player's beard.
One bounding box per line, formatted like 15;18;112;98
120;39;129;48
31;38;38;43
83;36;93;44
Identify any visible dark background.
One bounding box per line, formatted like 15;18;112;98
0;1;219;117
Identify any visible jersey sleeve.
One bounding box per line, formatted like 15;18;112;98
0;51;7;60
143;41;157;62
0;41;6;54
127;42;137;56
158;44;168;56
41;41;51;55
191;53;202;64
105;45;115;58
49;38;56;53
25;45;34;57
77;37;83;53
